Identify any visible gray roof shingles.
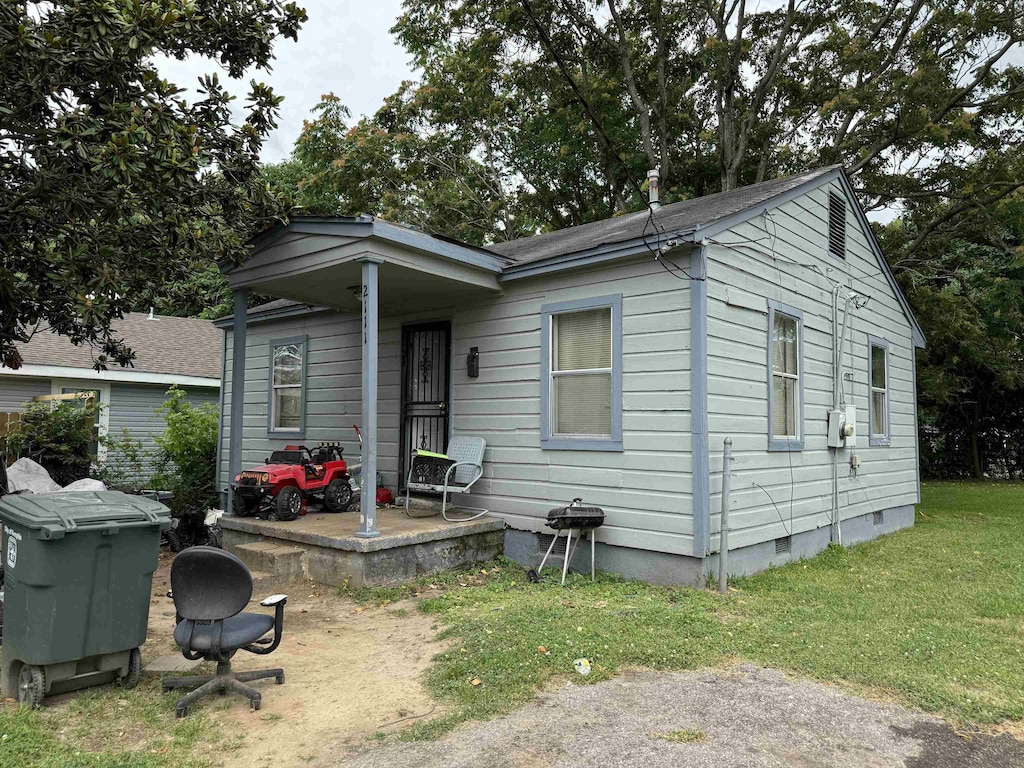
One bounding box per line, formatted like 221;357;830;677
11;313;222;380
223;167;841;325
486;167;838;265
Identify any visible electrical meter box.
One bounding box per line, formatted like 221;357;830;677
827;406;857;448
844;404;857;448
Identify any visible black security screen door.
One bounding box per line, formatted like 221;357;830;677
400;322;451;486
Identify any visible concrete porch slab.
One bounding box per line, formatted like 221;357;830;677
221;508;505;588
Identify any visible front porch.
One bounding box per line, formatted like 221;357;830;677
221;507;505;588
220;215;510;585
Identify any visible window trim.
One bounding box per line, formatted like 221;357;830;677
540;294;623;451
867;334;891;447
766;300;805;452
51;379;110;463
267;335;307;437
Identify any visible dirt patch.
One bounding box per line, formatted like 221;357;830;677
144;554;446;767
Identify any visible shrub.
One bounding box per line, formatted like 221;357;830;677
7;399;101;486
95;427;162;493
150;387;219;514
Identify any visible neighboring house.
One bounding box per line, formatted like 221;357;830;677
216;165;924;585
1;312;222;475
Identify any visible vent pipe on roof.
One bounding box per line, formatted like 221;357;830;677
647;167;661;209
147;307;156;320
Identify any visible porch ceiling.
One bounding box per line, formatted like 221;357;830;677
247;259;499;315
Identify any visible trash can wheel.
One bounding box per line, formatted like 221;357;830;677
18;664;45;709
120;647;142;689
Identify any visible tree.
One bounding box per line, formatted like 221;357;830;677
387;0;1024;255
0;0;306;370
880;193;1024;478
265;88;530;244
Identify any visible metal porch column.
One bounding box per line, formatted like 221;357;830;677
356;257;382;538
227;288;249;513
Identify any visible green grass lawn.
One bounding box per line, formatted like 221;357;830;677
2;481;1022;762
397;481;1024;738
0;679;221;768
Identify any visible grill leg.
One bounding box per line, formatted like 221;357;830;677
591;531;595;581
561;529;573;585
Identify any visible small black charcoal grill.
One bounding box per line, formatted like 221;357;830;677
529;498;605;585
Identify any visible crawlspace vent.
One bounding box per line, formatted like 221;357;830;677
873;510;884;526
538;533;568;557
775;536;792;555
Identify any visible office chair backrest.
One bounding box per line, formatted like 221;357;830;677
171;546;253;621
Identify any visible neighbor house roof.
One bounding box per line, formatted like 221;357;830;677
487;167;839;265
4;312;222;385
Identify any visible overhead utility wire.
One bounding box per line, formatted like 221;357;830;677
518;0;700;280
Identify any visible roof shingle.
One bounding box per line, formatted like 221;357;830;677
11;313;222;380
487;167;838;265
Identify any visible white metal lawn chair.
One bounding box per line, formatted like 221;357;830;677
403;437;489;522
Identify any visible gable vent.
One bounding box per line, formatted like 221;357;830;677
775;536;792;555
828;191;846;259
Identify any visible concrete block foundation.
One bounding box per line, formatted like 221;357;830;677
504;504;916;586
221;508;505;588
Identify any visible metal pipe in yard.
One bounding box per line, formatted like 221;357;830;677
719;437;733;594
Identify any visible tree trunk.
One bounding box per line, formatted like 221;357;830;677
969;399;983;479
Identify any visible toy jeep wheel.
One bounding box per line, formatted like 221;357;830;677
233;493;257;518
324;479;353;513
274;486;302;521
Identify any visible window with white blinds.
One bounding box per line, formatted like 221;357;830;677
268;336;306;434
767;301;804;451
552;308;612;436
541;295;623;451
868;336;890;446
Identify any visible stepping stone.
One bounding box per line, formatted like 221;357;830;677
144;655;202;674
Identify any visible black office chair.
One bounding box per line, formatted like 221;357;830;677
162;546;287;717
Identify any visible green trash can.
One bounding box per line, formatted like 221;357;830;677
0;491;171;707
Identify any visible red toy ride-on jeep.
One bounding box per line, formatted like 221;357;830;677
230;442;353;521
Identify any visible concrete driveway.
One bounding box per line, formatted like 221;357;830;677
342;665;1024;768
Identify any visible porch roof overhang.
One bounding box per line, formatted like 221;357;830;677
226;216;508;314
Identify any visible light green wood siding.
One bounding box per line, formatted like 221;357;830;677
219;256;695;556
705;180;919;551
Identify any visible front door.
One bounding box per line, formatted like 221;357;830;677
399;322;451;487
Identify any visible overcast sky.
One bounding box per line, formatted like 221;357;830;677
155;0;414;164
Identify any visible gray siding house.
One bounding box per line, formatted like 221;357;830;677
1;313;222;475
217;166;923;584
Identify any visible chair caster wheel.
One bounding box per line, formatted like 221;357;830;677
275;673;285;685
176;705;188;718
250;698;261;711
527;569;540;583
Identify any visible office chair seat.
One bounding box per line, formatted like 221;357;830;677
173;613;274;652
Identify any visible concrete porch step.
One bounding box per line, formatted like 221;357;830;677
249;569;289;592
234;541;305;583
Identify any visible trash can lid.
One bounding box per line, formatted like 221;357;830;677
0;491;171;538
